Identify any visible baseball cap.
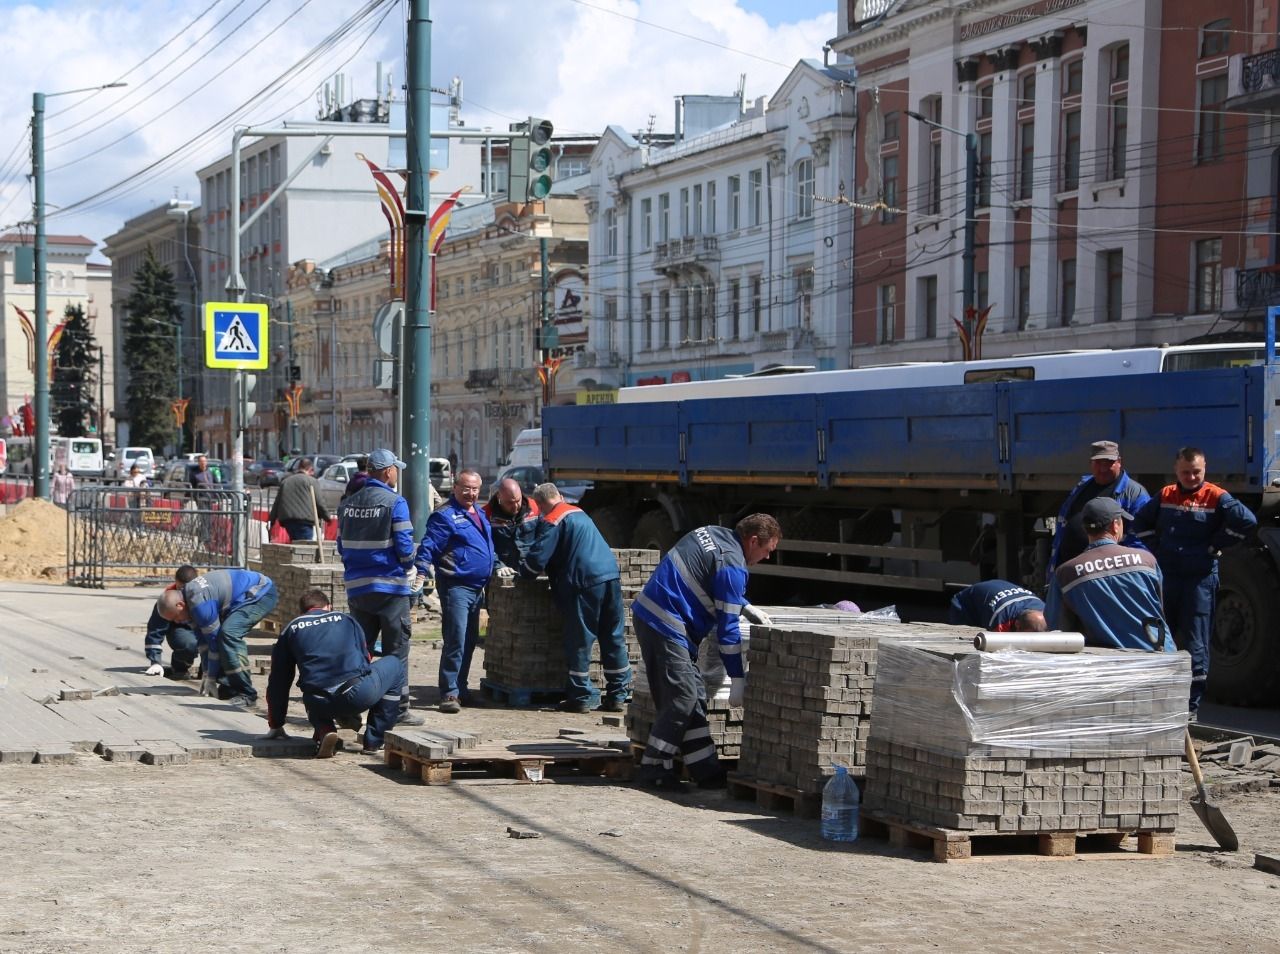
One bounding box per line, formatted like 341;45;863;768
1081;497;1130;530
1090;440;1120;460
368;448;407;470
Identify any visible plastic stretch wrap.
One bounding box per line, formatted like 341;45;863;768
871;642;1190;758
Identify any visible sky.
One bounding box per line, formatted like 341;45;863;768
0;0;838;256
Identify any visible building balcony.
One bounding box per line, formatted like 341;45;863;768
652;235;720;276
1235;266;1280;310
464;367;537;391
1228;49;1280;108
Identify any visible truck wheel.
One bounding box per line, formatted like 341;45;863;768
1208;548;1280;706
632;509;678;554
589;505;632;548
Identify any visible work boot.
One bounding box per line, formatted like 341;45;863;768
438;696;461;714
227;694;259;710
334;713;363;732
396;709;426;726
557;698;591;714
163;666;192;681
598;695;629;713
315;732;342;759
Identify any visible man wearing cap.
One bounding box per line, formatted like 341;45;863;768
1133;447;1257;714
948;580;1047;632
1045;497;1173;653
336;447;424;726
1049;439;1150;575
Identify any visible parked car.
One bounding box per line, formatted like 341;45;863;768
156;458;228;499
108;446;156;481
247;459;286;487
278;454;342;483
496;464;590;504
315;461;359;511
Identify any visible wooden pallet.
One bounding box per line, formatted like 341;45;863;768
479;678;566;708
726;773;825;819
253;617;283;636
384;738;633;786
859;808;1177;863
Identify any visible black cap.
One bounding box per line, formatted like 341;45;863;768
1081;497;1130;531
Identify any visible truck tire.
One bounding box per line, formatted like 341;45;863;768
632;509;679;554
589;504;632;548
1208;548;1280;706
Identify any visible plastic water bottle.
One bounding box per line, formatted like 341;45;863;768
821;765;860;842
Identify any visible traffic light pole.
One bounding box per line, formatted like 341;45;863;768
287;300;299;454
32;91;48;499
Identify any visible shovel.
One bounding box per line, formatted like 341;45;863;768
1184;730;1239;851
309;486;326;565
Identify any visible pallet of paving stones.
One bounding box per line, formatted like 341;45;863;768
480;678;567;708
858;807;1176;863
384;730;633;785
725;772;826;819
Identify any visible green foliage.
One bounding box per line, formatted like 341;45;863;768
51;303;99;437
123;247;181;450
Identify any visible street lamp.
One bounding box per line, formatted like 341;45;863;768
32;81;126;497
166;200;196;457
905;108;979;359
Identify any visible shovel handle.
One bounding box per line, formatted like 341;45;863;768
1184;729;1207;791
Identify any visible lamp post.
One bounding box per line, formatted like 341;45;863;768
905;109;978;358
166;200;196;457
32;81;126;497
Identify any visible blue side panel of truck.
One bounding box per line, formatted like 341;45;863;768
685;394;819;480
546;403;682;475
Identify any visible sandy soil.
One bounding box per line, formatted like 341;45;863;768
0;499;67;581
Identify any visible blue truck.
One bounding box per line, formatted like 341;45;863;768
542;336;1280;706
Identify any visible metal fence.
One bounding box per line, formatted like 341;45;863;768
67;487;251;587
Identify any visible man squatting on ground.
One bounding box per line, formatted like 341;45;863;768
947;579;1047;632
143;565;200;678
264;588;406;757
632;513;780;790
157;568;279;708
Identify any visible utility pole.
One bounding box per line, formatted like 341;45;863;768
287;300;299;454
329;307;338;453
32;92;49;498
539;235;551;408
402;0;433;533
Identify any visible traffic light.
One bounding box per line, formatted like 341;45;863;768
240;373;258;427
507;117;554;202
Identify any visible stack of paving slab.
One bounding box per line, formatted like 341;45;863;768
482;548;659;698
257;542;347;631
734;615;975;795
863;642;1189;833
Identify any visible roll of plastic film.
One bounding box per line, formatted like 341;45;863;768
973;631;1086;653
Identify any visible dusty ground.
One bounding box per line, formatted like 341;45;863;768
0;499;67;580
1;584;1279;954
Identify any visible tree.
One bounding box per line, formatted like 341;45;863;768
124;247;181;451
51;303;99;437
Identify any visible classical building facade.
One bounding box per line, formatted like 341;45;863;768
831;0;1272;362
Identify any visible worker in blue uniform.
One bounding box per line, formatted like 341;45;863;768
416;468;500;713
263;589;406;757
484;477;541;570
948;580;1047;632
519;483;631;714
337;448;424;726
156;567;278;708
1133;447;1257;713
1046;497;1174;652
142;565;200;678
1050;439;1150;575
631;513;780;790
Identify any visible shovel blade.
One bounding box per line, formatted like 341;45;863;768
1190;795;1239;851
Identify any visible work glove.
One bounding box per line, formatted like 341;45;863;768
263;725;289;740
199;676;219;697
495;566;517;581
143;663;164;676
728;677;746;708
405;566;422;593
741;604;772;627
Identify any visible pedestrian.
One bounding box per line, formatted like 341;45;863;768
269;456;328;541
336;448;424;726
142;565;200;679
484;477;540;569
631;514;780;790
155;567;278;708
415;468;498;713
1132;447;1257;714
1049;439;1150;574
51;464;75;508
518;483;631;714
263;588;407;757
1045;497;1173;653
342;455;369;500
948;580;1047;632
124;464;149;488
190;455;215;490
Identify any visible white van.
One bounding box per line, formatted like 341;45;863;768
507;428;542;469
111;446;155;480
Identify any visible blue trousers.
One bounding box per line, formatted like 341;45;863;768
281;519;314;541
1165;570;1217;711
167;625;198;673
218;585;278;703
557;578;631;706
438;581;484;702
349;592;412;713
301;656;405;749
635;618;718;783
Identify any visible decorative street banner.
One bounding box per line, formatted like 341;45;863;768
204;301;268;370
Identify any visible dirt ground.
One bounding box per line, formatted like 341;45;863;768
0;499;66;580
1;586;1279;953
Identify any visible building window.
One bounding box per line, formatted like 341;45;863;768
679;286;690;343
640;197;652;250
1104;249;1124;322
878;284;896;343
1195;238;1223;312
750;275;763;332
978;132;992;207
1018;120;1035;199
692;184;703;235
706;180;717;233
1016;265;1031;330
796;158;815;219
920;275;938;338
748;168;763;226
977;270;989;312
730;279;741;339
691;285;704;341
922;94;942;216
883;110;899;142
680;187;690;236
1197;75;1228;163
1062;110;1081;191
881;155;898;223
605;208;618;256
1201;18;1231;58
658;193;670;242
1019;72;1036;110
658;289;670;348
1064;58;1084;96
978;83;993;120
728;175;741;230
1112;43;1130;82
795;268;813;328
1109;97;1128;179
1061;258;1076;325
640;293;652;351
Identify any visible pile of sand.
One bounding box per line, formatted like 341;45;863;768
0;498;68;581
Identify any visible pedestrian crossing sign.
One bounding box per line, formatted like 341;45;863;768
204;301;269;369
